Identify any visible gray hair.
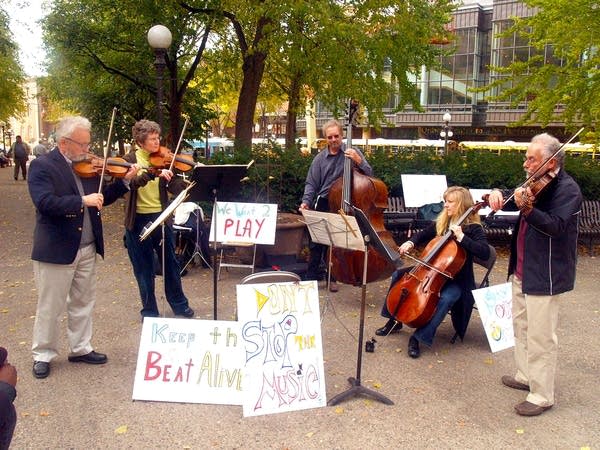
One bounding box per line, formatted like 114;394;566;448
530;133;564;168
55;116;91;141
132;119;161;145
322;119;343;137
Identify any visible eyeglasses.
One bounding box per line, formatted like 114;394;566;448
326;134;340;140
64;136;92;150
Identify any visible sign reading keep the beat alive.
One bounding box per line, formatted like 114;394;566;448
209;202;278;245
132;318;245;405
236;280;327;417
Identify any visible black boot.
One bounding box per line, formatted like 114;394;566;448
375;318;402;336
408;336;420;358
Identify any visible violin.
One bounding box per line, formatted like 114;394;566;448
73;154;148;178
495;127;584;211
149;146;196;172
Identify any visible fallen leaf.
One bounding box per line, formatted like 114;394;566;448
372;381;382;389
305;432;315;438
39;411;50;417
334;406;344;414
115;425;128;434
516;428;525;434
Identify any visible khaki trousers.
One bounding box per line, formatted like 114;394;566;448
32;244;97;362
511;277;560;407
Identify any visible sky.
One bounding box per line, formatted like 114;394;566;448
6;0;48;77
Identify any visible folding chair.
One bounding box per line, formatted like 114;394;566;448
240;270;301;285
450;243;497;343
173;202;212;274
217;242;257;280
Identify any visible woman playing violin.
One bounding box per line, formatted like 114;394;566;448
123;119;194;320
376;186;490;358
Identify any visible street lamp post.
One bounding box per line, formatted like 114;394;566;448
0;121;5;150
147;25;172;138
440;112;453;155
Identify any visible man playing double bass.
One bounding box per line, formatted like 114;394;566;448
299;119;373;291
488;133;582;417
376;186;490;359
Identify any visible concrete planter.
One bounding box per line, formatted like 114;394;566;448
261;212;307;262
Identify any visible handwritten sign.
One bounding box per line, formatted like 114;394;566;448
236;281;327;417
209;201;278;245
472;282;515;353
132;318;244;405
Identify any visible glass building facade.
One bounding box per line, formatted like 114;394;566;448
304;0;568;143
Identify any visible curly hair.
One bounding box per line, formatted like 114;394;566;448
132;119;161;146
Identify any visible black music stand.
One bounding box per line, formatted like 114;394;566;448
302;209;394;406
188;162;252;319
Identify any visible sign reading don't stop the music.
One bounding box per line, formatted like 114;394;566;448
209;201;278;245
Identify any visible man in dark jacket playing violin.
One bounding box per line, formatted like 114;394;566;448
27;116;138;379
489;133;582;417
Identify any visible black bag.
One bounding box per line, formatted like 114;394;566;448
417;202;444;221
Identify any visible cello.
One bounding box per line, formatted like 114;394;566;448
328;100;397;285
385;199;486;328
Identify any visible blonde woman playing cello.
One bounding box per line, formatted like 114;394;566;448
376;186;490;358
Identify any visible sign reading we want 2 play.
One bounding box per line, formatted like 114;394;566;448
132;280;326;416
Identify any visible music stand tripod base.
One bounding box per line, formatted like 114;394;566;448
328;376;394;406
326;234;394;407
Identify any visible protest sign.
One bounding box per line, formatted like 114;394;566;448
132;318;244;405
236;280;327;417
209;201;278;245
472;282;514;353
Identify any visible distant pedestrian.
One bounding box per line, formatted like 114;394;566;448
10;135;30;180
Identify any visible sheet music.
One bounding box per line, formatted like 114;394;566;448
300;209;364;252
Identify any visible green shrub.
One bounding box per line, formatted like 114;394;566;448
205;145;600;212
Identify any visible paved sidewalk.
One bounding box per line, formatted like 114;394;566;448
1;167;598;449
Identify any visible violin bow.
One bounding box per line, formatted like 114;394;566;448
494;127;584;212
167;116;189;173
97;107;117;194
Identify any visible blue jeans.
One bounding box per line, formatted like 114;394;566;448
382;268;462;347
125;213;190;317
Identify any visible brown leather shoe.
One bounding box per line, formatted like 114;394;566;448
501;375;529;391
514;400;552;416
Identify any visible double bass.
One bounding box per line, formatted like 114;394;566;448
385;200;486;328
328;100;397;285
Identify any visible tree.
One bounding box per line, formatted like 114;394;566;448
484;0;600;130
42;0;214;148
185;0;454;151
0;5;26;123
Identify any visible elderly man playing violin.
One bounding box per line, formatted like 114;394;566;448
488;133;582;417
122;119;195;321
27;116;139;379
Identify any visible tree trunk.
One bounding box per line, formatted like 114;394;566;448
234;51;267;151
285;73;302;151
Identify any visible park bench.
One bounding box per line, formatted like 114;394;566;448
383;197;417;242
578;200;600;256
482;213;518;245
